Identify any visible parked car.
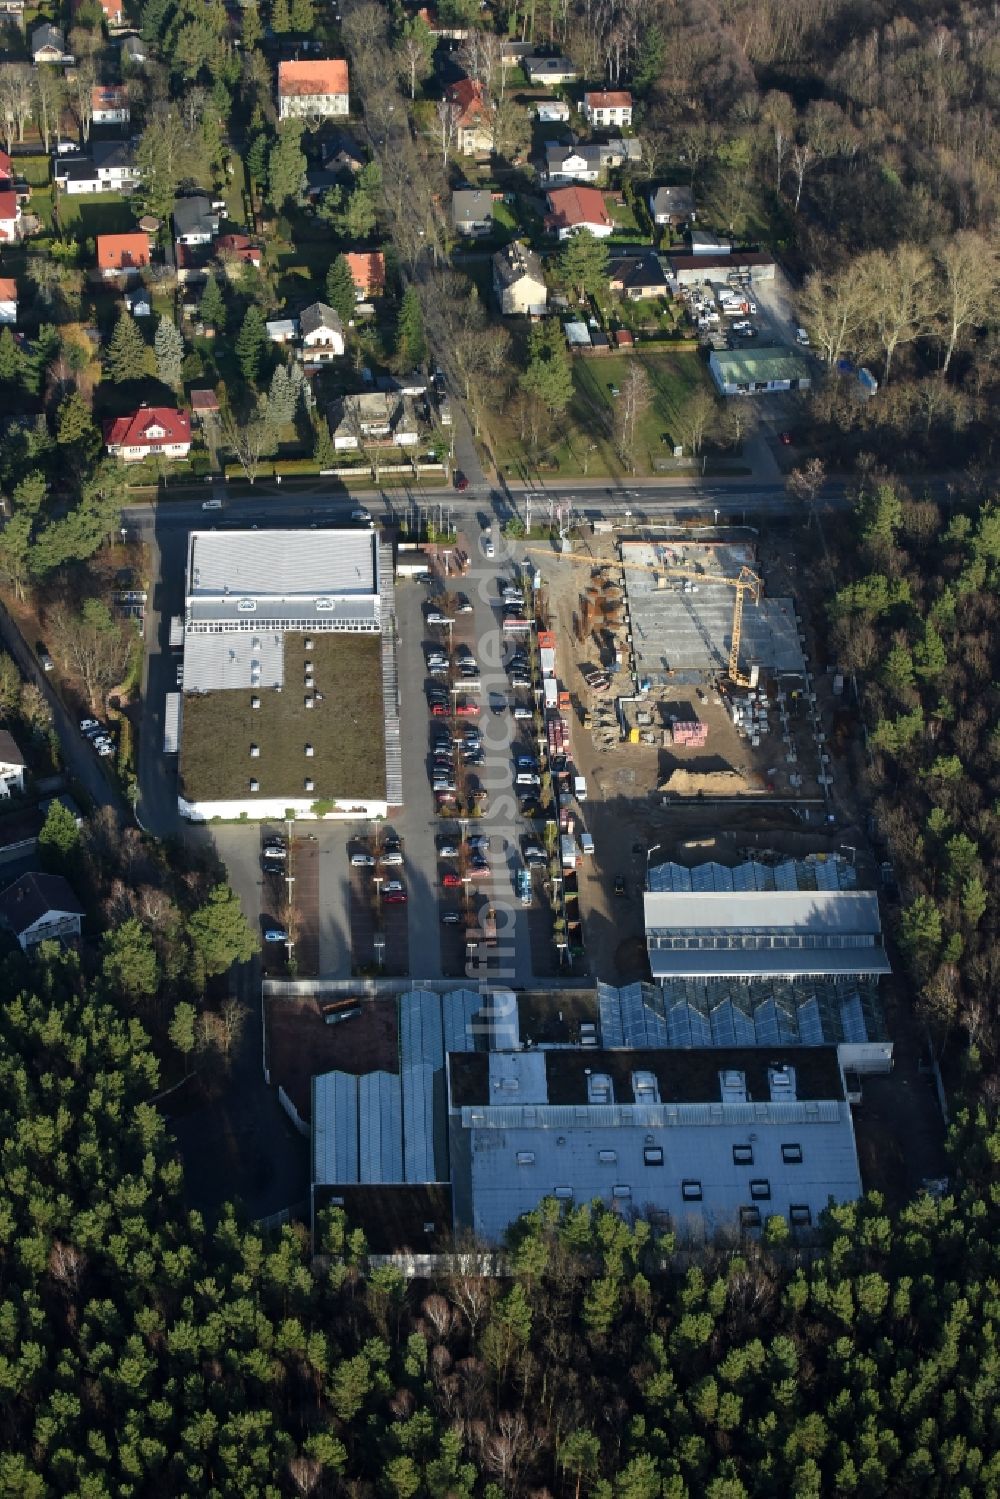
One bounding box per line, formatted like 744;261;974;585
264;928;289;943
524;844;546;865
454;471;469;491
383;880;405;895
263;857;284;876
384;891;407;904
351;506;373;524
430;703;448;716
93;739;114;757
350;851;375;867
80;718;101;735
38;643;54;672
483;534;495;559
438;841;459;858
795;327;810;346
442;871;463;888
456;594;473;613
426;610;450;626
513;705;533;720
263;839;287;859
455;701;479;716
614;875;627;896
779;431;793;446
441;910;463;924
380;851;404;866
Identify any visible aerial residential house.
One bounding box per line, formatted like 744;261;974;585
299;301;345;362
189;388;220;422
173;195;219;246
535;99;570;123
216;233;262;280
328;390;418;450
343;251;385;300
445;78;493;156
523;55;577;85
125;287;152;317
0;872;83;951
608;250;669;300
91;140;139;187
492;240;547;316
543;144;602;184
0;151;13;182
54;156;104;195
0;188;20;242
277;58;349;121
649;184;696;227
91;84;130;125
582;90;633;128
103;405;192;461
0;0;25;21
320;132;366;177
0;278;17;324
96;231;150;279
95;0;125;25
544;185;613;239
0;729;25;795
31;23;65;63
121;35;148;66
451;187;493;237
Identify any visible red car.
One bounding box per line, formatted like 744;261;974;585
779;431;793;446
468;863;491;879
442;871;463;888
454;471;469;491
384;891;407;904
455;701;480;716
430;703;449;716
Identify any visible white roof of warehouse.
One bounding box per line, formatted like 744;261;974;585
186;529;379;628
182;630;284;692
644;888;882;934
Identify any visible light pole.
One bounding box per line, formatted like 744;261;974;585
646;842;662;888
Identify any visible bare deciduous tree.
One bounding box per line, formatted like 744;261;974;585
934;230;999;375
0;64;35;151
613;362;650;471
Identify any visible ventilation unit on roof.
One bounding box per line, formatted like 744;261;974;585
587;1072;613;1105
632;1070;660;1103
768;1064;797;1102
720;1069;747;1103
304;777;314;792
305;744;314;757
250;744;260;758
249;778;259;792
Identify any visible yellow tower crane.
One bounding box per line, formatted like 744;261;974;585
524;549;763;688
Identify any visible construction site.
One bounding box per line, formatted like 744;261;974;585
528;534;830;809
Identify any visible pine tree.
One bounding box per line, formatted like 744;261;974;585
235;305;266;385
200;276;226;332
105;310;148;383
289;0;313;30
520;319;573;415
325;254;357;324
56;390;100;464
241;0;262;48
395;286;426;367
38;799;81;873
267;123;305;208
560;229;610;301
268;363;296;427
154;316;184;387
270;0;290;32
0;325;21;384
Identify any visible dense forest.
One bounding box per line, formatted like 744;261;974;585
829;481;999;1071
1;948;999;1496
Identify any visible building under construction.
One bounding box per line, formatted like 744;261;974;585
621;541;806;686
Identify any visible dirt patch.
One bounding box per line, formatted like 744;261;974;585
265;993;399;1119
660;768;761;795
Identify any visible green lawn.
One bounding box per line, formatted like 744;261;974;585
492;348;711;479
53;193;138;239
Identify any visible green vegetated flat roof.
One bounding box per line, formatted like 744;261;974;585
179;632;386;803
711;348;811;381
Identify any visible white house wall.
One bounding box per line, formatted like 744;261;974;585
178;795;390;823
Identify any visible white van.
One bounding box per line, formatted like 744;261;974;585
202;497;222;510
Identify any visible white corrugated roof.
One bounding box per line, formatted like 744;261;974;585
187;529;378;603
644;889;882;935
182;631;284;693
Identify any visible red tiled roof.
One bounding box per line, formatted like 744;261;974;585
0;278;16;301
585;90;632;109
344;251;385;296
544;185;611;232
0;190;18;222
446;77;487;126
103;407;191;450
278;59;349;97
217;233;262;264
0;152;11;180
96;232;149;271
92;84;127;109
190;388;220;412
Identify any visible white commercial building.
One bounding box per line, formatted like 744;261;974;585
448;1045;863;1246
176;529;400;821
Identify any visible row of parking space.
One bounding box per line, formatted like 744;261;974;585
346;828;409;976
